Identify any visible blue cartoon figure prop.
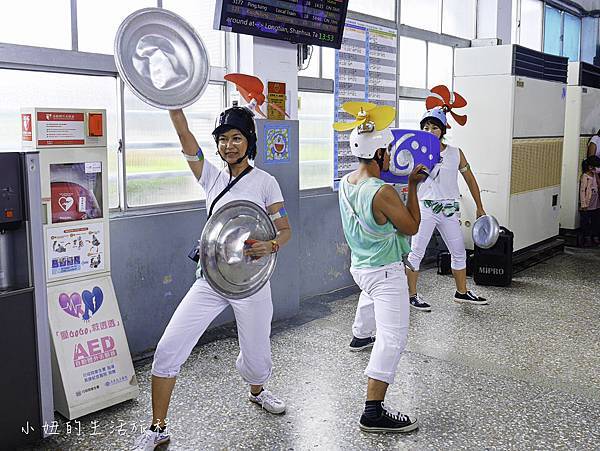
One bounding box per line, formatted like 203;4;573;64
382;129;441;184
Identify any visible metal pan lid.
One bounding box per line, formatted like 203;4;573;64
199;200;278;300
472;214;500;249
114;7;210;109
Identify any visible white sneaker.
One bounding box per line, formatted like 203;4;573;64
131;429;170;451
249;389;286;414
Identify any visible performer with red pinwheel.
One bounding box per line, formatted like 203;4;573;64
406;85;489;312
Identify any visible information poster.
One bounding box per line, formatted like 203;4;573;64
46;223;105;280
36;111;85;146
47;276;138;419
334;19;397;186
267;81;287;120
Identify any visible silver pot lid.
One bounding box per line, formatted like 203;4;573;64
472;215;500;249
200;200;277;299
114;7;210;110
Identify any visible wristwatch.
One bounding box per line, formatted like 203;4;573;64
270;240;279;253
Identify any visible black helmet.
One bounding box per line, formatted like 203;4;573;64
212;106;257;160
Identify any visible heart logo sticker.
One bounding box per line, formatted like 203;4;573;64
58;196;74;212
58;292;83;318
81;286;104;321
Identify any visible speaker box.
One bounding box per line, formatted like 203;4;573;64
474;227;514;286
437;250;474;276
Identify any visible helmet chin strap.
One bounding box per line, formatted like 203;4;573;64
218;149;249;172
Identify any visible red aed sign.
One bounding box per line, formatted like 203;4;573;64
21;114;32;141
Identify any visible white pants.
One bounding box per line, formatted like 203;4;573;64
350;262;410;385
151;278;273;385
407;203;466;272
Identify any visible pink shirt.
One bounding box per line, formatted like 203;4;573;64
580;173;599;210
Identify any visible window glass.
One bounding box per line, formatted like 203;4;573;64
427;43;453;90
124;84;224;207
397;99;423;131
563;12;581;61
519;0;543;51
400;0;441;33
162;0;226;66
298;92;334;190
77;0;157;54
399;37;426;89
0;0;71;49
0;70;119;208
348;0;395;20
543;5;562;56
442;0;475;39
581;17;598;64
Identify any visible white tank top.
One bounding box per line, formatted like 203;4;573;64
417;145;461;201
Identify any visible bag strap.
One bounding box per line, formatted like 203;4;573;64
339;175;396;239
208;165;253;218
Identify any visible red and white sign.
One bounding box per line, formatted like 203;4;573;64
21;113;32;141
37;111;85;146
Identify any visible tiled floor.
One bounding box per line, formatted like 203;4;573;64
24;247;600;450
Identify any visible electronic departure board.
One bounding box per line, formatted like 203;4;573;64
214;0;349;49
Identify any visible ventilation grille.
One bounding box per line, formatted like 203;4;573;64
512;45;568;83
578;62;600;89
511;138;563;194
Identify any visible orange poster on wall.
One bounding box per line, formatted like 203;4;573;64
267;82;286;120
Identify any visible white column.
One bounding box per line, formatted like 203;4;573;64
237;35;299;119
476;0;514;45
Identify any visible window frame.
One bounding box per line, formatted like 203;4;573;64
542;1;583;61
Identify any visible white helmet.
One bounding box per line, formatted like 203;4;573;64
349;122;394;159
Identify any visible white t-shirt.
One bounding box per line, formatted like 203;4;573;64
199;160;284;215
589;135;600;157
195;161;284;279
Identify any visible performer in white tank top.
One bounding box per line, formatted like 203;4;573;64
406;103;490;311
587;131;600;158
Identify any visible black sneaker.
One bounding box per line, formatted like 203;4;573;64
409;294;432;312
454;290;488;305
359;403;419;433
349;336;375;352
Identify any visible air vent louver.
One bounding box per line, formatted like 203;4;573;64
579;62;600;88
512;45;567;83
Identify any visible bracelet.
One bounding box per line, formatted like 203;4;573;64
270;240;279;253
182;147;204;162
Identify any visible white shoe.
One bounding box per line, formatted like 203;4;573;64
131;429;170;451
249;389;286;414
